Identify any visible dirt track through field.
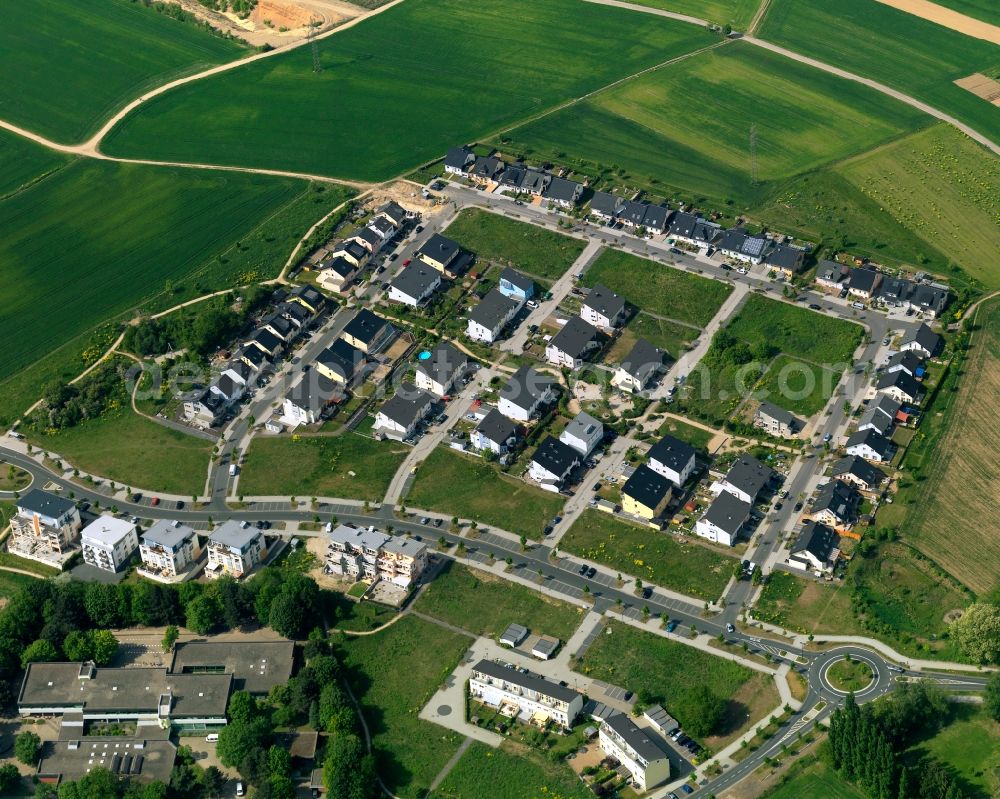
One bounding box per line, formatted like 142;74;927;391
874;0;1000;45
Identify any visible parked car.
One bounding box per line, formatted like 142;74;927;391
403;258;411;266
809;303;821;310
592;482;602;491
666;620;679;633
420;517;430;525
794;501;803;511
681;783;694;793
579;564;588;576
726;623;735;633
150;497;159;506
641;587;652;600
586;567;597;579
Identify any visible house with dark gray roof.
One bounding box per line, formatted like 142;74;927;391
712;455;775;504
518;168;551;196
621;465;672;521
589;190;625;221
848;267;882;300
599;713;671;791
498;267;534;301
876;369;924;405
909;283;950;318
668;211;721;246
417;233;462;273
342;308;395;353
900;322;942;357
444;145;475;175
696;490;751;546
858;393;901;437
374;384;435;440
754;401;799;438
846;428;895;463
499;164;526;191
788;520;840;574
811;481;861;527
884;350;924;378
545;316;601;369
648;435;696;486
764;243;806;276
543;176;583;207
315;339;366;385
529;436;580;489
612;338;667;393
282;373;344;428
498;365;557;421
718;228;771;264
388;263;441;307
469;659;583;729
816;259;850;291
831;455;887;494
467;288;522;343
581;283;627;329
248;327;283;359
471;409;520;455
414;342;469;396
469;155;505;183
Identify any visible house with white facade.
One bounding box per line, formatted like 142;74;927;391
845;429;895;463
754;402;799;438
498;268;534;301
281;373;342;429
559;412;603;457
545;316;600;369
388;264;441;307
611;338;667;394
414;342;469;396
787;521;841;576
138;520;198;581
205;521;265;580
899;323;942;358
857;394;901;437
469;659;583;729
325;524;428;589
647;435;696;487
374;384;435;440
471;409;520;456
9;489;81;567
811;481;861;528
467;289;522;344
599;713;671;792
81;516;138;573
831;456;888;495
876;370;924;405
695;491;751;547
498;366;557;422
581;283;627;330
711;455;775;505
668;211;720;247
528;436;580;491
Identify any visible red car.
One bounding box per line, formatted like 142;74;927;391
403;258;411;266
151;497;159;506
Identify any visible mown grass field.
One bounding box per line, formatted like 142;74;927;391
560;510;735;600
340;615;469;799
758;0;1000;145
406;447;565;538
0;0;247;141
837;125;1000;290
103;0;716;179
434;741;591;799
501;42;927;207
657;416;716;451
239;430;408;503
416;561;583;641
443;209;585;282
760;760;866;799
909;704;1000;799
0;571;41;601
577;620;777;747
754;570;865;637
583;249;732;326
628;0;758;27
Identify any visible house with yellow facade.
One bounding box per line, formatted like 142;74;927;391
621;465;672;522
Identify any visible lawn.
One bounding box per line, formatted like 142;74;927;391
434;741;592;799
340;615;469;799
582;249;732;327
908;704;1000;799
501;41;927;208
239;430;409;503
657;417;716;451
0;466;32;492
627;0;759;27
758;0;1000;146
0;0;247;141
559;510;736;601
755;354;840;418
676;358;763;427
406;447;566;539
576;620;774;745
826;657;873;692
604;313;697;365
443;208;585;282
754;571;865;637
30;408;212;497
103;0;716;179
760;760;866;799
415;561;583;641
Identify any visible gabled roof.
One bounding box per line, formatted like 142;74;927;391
262;312;295;337
880;276;913;301
237;345;267;367
562;411;602;443
544;176;581;202
369;216;395;237
279;300;310;323
791;520;839;561
619;338;667;382
414;342;468;387
212;373;240;400
603;713;669;763
812;480;860;522
469;288;520;331
475;408;519;445
756;401;797;427
641;204;671;231
471;155;504;179
500;365;556;411
378;383;434;428
417;233;460;266
518;168;550;193
316;339;366;381
910;284;949;314
902;322;941;354
765;243;805;272
549;316;600;360
18;489;76;519
499;164;526;187
285;372;342;413
584;283;626;321
289;284;323;309
817;259;850;283
649;435;696;474
378;200;407;226
849;267;880;292
343;308;391;346
444;145;475;170
471;659;581;704
846;428;894;458
831;455;887;488
251;328;282;353
224;359;252;382
668;211;721;243
703;491;751;535
342;238;371;260
531;435;580;477
620;199;649;226
499;267;533;293
718;228;769;258
590;190;624;217
390;263;440;300
885;350;924;374
858;393;900;436
723;455;775;498
622;464;671;510
877;369;923;399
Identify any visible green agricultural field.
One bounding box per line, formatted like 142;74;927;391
909;705;1000;799
0;129;69;197
340;615;469;799
406;447;565;538
756;354;840;418
627;0;758;28
502;42;927;208
933;0;1000;25
435;741;592;799
416;562;583;641
837;125;1000;290
0;0;247;141
577;620;776;745
583;249;732;326
560;511;735;600
760;760;865;799
103;0;716;179
443;209;585;282
239;430;408;503
759;0;1000;145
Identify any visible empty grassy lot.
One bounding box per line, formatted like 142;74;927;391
756;354;840;418
909;704;1000;799
502;42;927;208
239;430;408;503
0;0;247;141
0;571;41;601
760;760;866;799
758;0;1000;145
443;209;585;282
577;620;777;747
583;249;732;327
754;571;865;637
559;511;735;600
340;615;469;799
416;561;583;641
657;417;716;451
628;0;758;27
406;447;565;538
604;313;697;365
103;0;715;179
435;741;592;799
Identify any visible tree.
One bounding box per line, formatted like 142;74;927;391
16;731;40;765
162;625;179;653
227;690;259;724
90;630;118;666
21;638;59;668
985;671;1000;723
684;685;725;737
186;593;222;635
324;733;376;799
63;629;94;662
203;766;226;799
217;717;273;770
84;583;128;629
0;763;19;794
950;603;1000;663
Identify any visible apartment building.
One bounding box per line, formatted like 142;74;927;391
138;520;198;580
9;489;81;567
325;524;428;589
599;713;671;791
81;516;138;573
205;521;265;580
469;659;583;729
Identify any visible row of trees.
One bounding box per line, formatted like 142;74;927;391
828;683;969;799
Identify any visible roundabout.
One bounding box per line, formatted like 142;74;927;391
813;646;891;700
826;656;875;693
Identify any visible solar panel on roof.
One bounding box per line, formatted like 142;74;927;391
744;238;765;256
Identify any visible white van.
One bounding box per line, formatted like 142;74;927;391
205;733;219;743
229;464;238;477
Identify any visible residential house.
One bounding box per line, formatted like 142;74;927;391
639;203;670;235
325;525;428;589
498;164;526;193
581;283;627;330
471;409;520;456
718;228;770;265
9;489;81;566
222;359;255;390
368;215;398;247
374;384;435;440
621;465;672;521
643;705;679;737
374;200;409;229
857;394;901;437
787;521;841;575
262;312;296;343
205;521;265;580
599;713;671;792
316;255;359;293
545;316;600;369
711;455;775;505
811;481;862;528
208;373;243;406
668;211;720;247
182;388;226;429
559;411;603;457
543;176;583;208
647;434;696;487
695;491;751;546
469;659;583;729
900;323;942;358
498;267;534;301
754;402;799;438
81;516;138;573
247;328;283;360
469;155;505;184
237;344;269;372
877;370;924;405
315;339;366;385
498;365;557;422
342;308;395;354
884;350;924;378
815;260;851;291
528;436;580;491
518;168;550;196
288;284;325;316
139;520;197;580
611;338;667;394
282;373;342;428
416;233;462;274
831;456;888;495
848;267;882;301
845;429;895;463
414;342;469;396
878;276;913;309
278;298;311;328
444;146;475;175
388;263;441;307
336;239;371;267
765;243;806;277
467;289;522;343
589;191;624;222
910;283;950;318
